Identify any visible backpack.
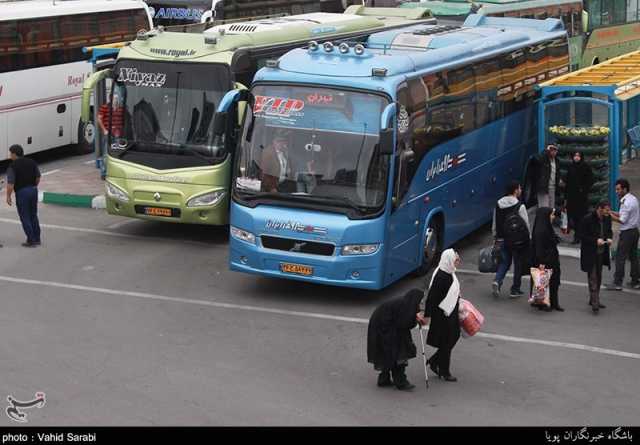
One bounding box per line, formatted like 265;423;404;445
503;205;529;249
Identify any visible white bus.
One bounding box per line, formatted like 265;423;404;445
0;0;152;157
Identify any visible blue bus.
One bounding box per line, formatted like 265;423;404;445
220;15;569;290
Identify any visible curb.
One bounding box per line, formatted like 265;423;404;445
39;191;106;209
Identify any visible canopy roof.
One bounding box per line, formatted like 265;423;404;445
541;50;640;101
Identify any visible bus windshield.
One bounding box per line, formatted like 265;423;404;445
234;85;390;217
108;60;233;168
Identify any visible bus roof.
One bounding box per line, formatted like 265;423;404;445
119;7;435;63
0;0;149;21
253;14;567;93
205;6;434;36
401;0;580;17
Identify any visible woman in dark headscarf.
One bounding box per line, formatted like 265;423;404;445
367;289;425;391
531;207;564;312
565;151;594;244
424;249;462;382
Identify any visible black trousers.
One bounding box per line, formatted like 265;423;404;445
549;264;561;308
429;347;453;377
588;255;604;307
614;228;640;285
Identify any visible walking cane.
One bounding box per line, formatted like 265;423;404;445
418;325;429;389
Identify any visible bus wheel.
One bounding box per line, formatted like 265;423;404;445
415;218;442;276
74;119;95;155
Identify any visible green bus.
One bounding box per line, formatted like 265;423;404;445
401;0;640;70
81;6;433;225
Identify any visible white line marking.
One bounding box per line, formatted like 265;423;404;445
84;160;95;165
41;169;62;176
457;268;640;296
0;217;211;247
0;274;638;360
107;218;138;230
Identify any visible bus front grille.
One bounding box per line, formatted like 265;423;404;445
261;235;334;256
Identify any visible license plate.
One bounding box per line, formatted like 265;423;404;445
144;207;173;217
280;263;313;276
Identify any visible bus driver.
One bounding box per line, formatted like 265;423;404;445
260;128;292;193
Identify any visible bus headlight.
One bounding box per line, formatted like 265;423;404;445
186;190;226;207
105;181;129;203
341;244;379;256
230;226;256;244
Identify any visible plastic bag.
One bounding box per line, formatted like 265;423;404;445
529;267;553;307
458;298;485;338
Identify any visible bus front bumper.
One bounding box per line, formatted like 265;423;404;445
105;188;229;225
229;238;385;290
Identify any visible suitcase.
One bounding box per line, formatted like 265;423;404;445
478;246;499;273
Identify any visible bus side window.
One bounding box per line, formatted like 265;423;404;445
0;20;18;73
473;57;501;127
419;72;449;150
443;65;476;135
498;49;527;116
393;81;427;205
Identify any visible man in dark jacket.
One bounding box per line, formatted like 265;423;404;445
534;145;563;209
491;180;530;298
580;202;613;313
6;145;41;247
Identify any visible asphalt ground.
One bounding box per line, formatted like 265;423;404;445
0;149;638;426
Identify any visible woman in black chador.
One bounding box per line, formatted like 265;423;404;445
424;248;462;382
565;151;594;244
367;289;425;391
531;207;564;312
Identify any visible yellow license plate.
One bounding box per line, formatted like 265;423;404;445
145;207;173;217
280;263;313;276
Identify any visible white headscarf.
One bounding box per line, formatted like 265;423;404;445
427;248;460;317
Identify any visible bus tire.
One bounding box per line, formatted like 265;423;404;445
74;118;94;156
414;216;443;276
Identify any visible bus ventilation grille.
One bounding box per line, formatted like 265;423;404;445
412;25;460;36
261;235;335;256
228;24;259;33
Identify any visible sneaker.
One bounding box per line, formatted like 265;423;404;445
21;242;37;248
606;283;623;291
492;281;501;298
509;289;525;298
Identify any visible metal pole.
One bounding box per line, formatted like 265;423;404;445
418;325;428;389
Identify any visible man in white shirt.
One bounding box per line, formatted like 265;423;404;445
608;178;640;290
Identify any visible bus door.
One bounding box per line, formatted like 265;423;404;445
81;67;115;177
385;82;424;279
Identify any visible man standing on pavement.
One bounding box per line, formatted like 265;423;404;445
492;180;531;298
608;178;640;290
580;202;613;313
6;145;41;247
535;144;562;209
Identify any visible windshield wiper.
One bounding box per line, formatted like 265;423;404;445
179;144;216;165
294;194;376;213
117;141;138;158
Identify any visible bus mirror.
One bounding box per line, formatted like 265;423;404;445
213;111;227;136
379;128;394;155
402;149;415;164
